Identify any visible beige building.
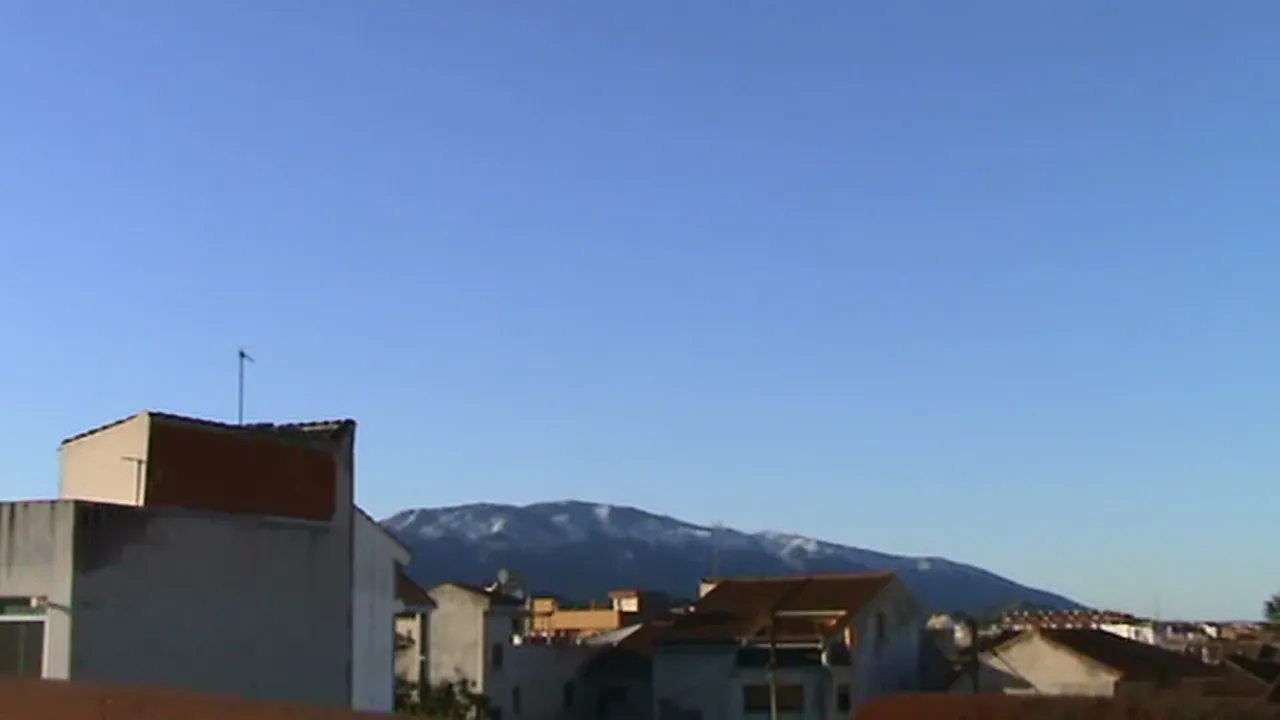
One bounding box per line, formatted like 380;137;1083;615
949;627;1221;698
394;570;436;705
528;589;671;641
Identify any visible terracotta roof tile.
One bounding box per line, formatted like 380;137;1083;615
663;572;895;644
1038;628;1220;682
1229;653;1280;685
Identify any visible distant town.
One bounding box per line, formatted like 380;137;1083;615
1;410;1277;718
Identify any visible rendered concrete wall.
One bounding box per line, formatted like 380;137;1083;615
949;633;1119;696
0;501;78;679
59;414;151;506
69;502;351;707
351;510;408;713
489;642;595;720
427;585;488;689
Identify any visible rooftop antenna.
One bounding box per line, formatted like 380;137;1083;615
237;348;254;425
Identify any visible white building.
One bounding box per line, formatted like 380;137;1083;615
427;581;596;720
650;572;922;720
353;508;412;712
0;410;405;712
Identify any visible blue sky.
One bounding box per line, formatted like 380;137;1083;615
2;2;1277;621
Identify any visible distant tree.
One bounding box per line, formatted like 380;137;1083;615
1266;592;1280;624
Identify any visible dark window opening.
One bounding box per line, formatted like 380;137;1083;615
0;621;44;678
512;686;522;715
836;684;851;713
743;684;804;713
492;643;504;669
563;681;575;708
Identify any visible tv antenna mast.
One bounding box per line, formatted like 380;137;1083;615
237;348;255;425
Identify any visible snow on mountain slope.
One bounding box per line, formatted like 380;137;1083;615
383;500;1081;612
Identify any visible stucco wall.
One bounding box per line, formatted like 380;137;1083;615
59;414;151;506
489;641;594;720
653;646;738;720
69;502;352;707
949;633;1119;696
428;585;489;690
351;511;408;713
0;501;78;679
851;582;921;703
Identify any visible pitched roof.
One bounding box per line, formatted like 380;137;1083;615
661;572;896;644
1228;653;1280;685
396;568;435;610
1036;628;1220;682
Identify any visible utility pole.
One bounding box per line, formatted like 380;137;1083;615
121;456;146;504
237;348;254;425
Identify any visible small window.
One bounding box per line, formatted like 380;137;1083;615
742;684;804;713
874;612;887;654
836;684;851;713
492;643;504;669
563;681;575;708
512;686;522;715
511;617;521;637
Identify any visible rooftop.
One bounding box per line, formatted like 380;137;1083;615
61;410;355;447
992;628;1220;683
662;572;896;644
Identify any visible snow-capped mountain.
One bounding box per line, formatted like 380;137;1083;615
383;500;1080;613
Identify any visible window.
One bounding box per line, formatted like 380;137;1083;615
874;612;887;655
491;643;504;669
836;684;851;713
742;684;804;714
563;681;575;708
511;686;522;715
0;620;44;678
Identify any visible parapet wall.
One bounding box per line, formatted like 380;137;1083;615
0;678;390;719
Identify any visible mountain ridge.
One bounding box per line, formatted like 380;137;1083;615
383;500;1081;613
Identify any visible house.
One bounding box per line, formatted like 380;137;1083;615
0;411;406;712
352;507;412;712
427;580;597;720
649;572;921;720
394;570;436;705
949;627;1222;697
529;589;672;641
578;621;667;720
1000;609;1156;645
